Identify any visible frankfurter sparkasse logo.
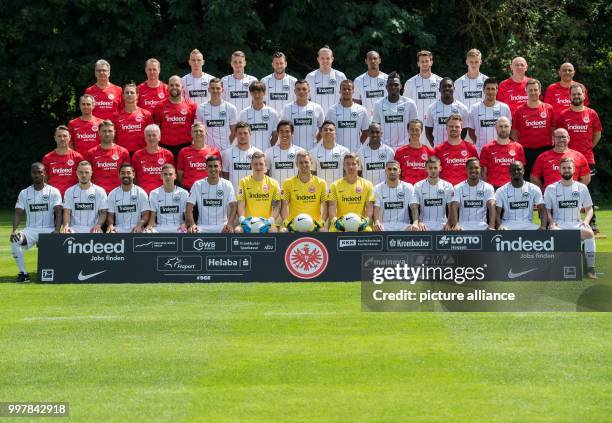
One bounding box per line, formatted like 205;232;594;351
284;237;329;279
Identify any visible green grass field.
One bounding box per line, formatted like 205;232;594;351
1;211;611;422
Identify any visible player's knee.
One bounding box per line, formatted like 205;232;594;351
581;228;594;240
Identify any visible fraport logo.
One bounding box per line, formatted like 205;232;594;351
163;257;197;270
63;237;125;254
491;234;554;252
436;234;482;250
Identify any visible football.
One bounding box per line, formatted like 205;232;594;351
243;217;269;233
293;213;315;232
340;213;362;232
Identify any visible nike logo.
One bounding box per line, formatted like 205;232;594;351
507;268;537;279
296;217;307;221
78;270;107;281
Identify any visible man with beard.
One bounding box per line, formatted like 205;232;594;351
326;79;369;153
467;77;512;152
153;75;197;158
68;94;102;155
372;160;414;231
85;120;130;194
112;83;154;154
544;157;596;278
357;123;395;185
544;62;590;116
42;126;84;197
480;117;525;189
281;79;325;151
433;114;478;186
106;163;151;233
261;52;297;115
196;78;238;152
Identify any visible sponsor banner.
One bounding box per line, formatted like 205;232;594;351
38;231;580;283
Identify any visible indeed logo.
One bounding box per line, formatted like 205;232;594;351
63;237;125;254
491;234;554;252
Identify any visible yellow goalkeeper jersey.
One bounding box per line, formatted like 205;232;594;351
237;175;281;218
282;175;328;221
329;177;375;217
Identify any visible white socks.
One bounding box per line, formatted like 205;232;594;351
584;238;596;267
11;241;27;273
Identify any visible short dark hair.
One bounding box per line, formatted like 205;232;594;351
321;120;336;129
465;157;480;168
249;81;266;93
206;155;220;165
426;156;441;165
277;120;294;133
119;163;134;173
483;77;498;86
235;121;252;132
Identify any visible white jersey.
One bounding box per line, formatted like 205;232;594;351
305;68;347;114
188;177;236;227
424;99;470;146
221;145;263;191
261;73;297;115
412;178;456;224
281;101;325;150
372;96;418;149
495;181;543;223
326;102;369;153
196;100;238;151
264;144;304;187
63;183;108;228
221;74;258;113
107;185;151;229
544;181;592;225
404;73;442;144
374;181;414;227
357;143;395;186
353;71;388;118
149;185;189;227
182;72;215;105
454;73;488;110
468;101;512;152
15;184;62;229
238;105;279;151
309;143;350;186
454;180;495;225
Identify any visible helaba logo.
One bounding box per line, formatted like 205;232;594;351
490;234;554;252
63;237;125;254
436;234;481;250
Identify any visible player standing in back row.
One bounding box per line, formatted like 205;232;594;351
353;51;388;118
306;46;347;114
182;49;215;106
261;52;297;115
222;51;258;113
404;51;442;145
454;49;488;111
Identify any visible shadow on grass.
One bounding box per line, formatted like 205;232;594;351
0;272;38;284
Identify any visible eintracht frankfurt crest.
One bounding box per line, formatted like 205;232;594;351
284;237;329;279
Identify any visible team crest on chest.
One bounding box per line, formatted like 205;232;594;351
379;152;386;160
309;185;315;193
397;191;405;199
112;153;119;160
378;80;385;87
583;116;590;123
158;158;165;165
509;150;516;156
461;150;467;157
262;114;270;121
283;85;290;91
173;194;181;202
332;153;340;159
522;191;530;198
135;115;143;122
540;111;547;118
262;184;269;193
306;110;313;116
220;110;226;116
158;92;165;99
356;186;362;194
351;112;358;118
131;194;138;201
243;82;250;88
88;193;96;201
217;189;223;197
329;79;336;85
477;190;484;197
108;93;115;100
421;153;428;160
288;153;296;160
572;191;580;197
180;109;187;115
92;125;98;131
437;189;445;195
67;159;74;166
42;194;49;201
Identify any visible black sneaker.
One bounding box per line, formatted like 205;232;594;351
16;272;30;283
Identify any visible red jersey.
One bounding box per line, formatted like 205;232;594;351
433;140;479;186
512;102;554;149
68;116;102;155
480;140;526;187
42;149;84;196
111;107;154;154
132;147;175;193
555;107;602;164
137;81;170;113
176;145;222;190
497;77;531;114
152;98;197;146
531;148;590;188
394;144;435;185
543;82;590;117
85;83;123;120
85;144;131;193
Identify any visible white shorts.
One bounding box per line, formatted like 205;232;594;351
553;222;581;230
500;221;539;230
423;221;444;231
458;221;488;231
149;225;182;233
383;222;411;231
21;227;54;249
195;224;225;233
